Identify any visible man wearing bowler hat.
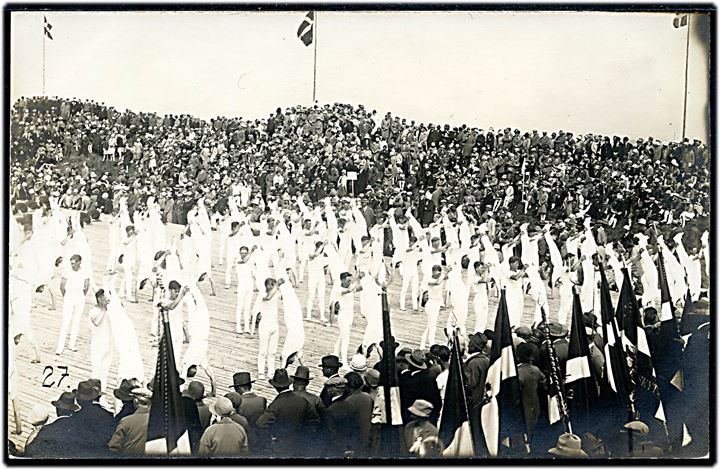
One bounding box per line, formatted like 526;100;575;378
24;391;80;458
292;365;325;420
66;380;115;457
256;368;318;456
318;355;343;408
291;365;325;456
230;371;267;426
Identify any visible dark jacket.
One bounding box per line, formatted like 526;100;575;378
399;370;442;425
256;390;319;456
107;407;150;455
238;392;267;425
517;363;546;438
464;352;491;408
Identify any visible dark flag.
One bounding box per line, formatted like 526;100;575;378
44;16;53;40
652;248;686;446
481;290;526;457
597;265;631;453
565;289;598;431
376;291;403;457
673;13;689;28
616;268;666;433
599;266;629;399
145;309;191;455
297;12;314;46
439;331;475;457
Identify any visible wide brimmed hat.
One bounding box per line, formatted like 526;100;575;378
51;391;81;412
318;355;343;369
291;366;314;382
548;322;568;338
405;350;428;370
548;433;589;458
380;336;400;351
408;399;434;418
230;372;255;388
268;369;293;388
364;369;380;388
130;387;153;399
210;396;235;418
468;333;488;352
76;380;102;401
349;354;368;372
114;378;141;401
624;420;650;435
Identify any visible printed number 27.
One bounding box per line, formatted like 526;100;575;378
42;366;69;388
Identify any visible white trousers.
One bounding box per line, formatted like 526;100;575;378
306;270;326;320
257;322;279;377
420;300;441;349
57;292;84;353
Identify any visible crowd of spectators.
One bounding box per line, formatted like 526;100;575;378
10;95;710;247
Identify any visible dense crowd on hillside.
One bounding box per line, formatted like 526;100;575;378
10;96;710;243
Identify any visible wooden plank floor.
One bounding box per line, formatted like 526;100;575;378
7;215;598;454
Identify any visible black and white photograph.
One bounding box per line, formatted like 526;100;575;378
5;5;714;462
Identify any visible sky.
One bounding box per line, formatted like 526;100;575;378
10;10;711;141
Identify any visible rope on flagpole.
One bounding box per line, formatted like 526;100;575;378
682;15;691;140
312;12;318;103
42;18;46;96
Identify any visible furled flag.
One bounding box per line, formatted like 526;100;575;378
565;289;598;431
616;267;666;426
145;309;191;455
44;16;53;40
481;289;526;457
673;13;689;28
377;291;402;426
440;331;475;457
599;266;629;398
297;12;314;47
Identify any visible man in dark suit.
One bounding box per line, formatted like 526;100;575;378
24;391;80;458
399;350;442;425
291;366;325;422
318;355;343;408
323;376;360;457
516;342;546;441
231;371;267;426
65;380;115;458
463;332;491;451
256;369;319;457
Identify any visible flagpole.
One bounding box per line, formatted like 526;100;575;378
681;15;691;139
42;20;46;96
312;12;318;103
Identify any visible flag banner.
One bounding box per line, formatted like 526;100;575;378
442;421;475;458
145;310;190;455
616;268;666;428
565;289;598;433
379;291;401;425
599;266;629;398
44;16;53;40
439;332;475;456
480;290;525;457
297;12;314;46
674;13;689;28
